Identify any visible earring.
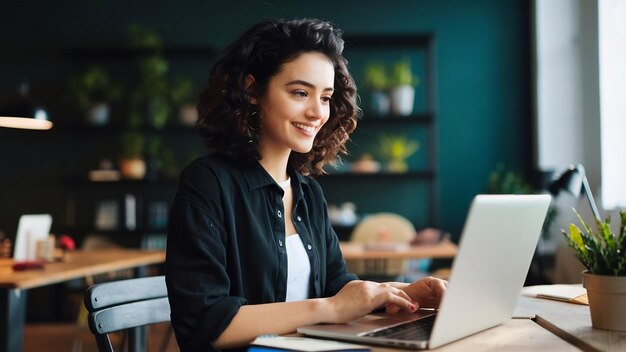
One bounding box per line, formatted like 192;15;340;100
249;111;262;129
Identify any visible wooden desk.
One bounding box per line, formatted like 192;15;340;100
339;240;457;260
516;293;626;351
0;249;165;352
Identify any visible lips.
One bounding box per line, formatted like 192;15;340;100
292;122;318;133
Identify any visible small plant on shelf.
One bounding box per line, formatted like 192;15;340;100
119;132;146;180
389;57;419;116
377;134;420;173
68;66;122;125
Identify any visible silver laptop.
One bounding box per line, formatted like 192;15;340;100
298;194;551;349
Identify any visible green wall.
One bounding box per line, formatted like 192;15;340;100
0;0;531;240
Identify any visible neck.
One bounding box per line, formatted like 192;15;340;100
258;149;291;183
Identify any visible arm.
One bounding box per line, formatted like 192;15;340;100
214;280;418;349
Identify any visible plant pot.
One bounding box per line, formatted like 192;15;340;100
369;91;390;116
389;85;415;116
583;271;626;331
119;158;146;180
86;102;110;126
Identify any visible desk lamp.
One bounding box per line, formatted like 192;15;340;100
548;163;601;220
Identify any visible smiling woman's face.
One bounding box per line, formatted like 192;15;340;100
256;51;335;157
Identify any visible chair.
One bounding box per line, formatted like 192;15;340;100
84;275;172;352
347;213;416;280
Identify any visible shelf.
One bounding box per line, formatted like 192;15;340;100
62;178;179;186
55;123;197;134
321;170;435;179
64;45;217;60
344;34;434;48
359;112;434;124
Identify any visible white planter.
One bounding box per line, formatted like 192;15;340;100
389;85;415;116
86;102;110;126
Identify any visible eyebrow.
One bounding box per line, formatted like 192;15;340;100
286;80;334;92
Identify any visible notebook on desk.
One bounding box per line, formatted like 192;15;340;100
299;194;551;350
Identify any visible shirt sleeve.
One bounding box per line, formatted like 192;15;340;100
165;166;246;352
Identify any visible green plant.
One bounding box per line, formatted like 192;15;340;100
120;132;145;159
390;57;419;87
68;66;122;110
563;209;626;276
363;63;390;91
170;76;195;106
487;163;532;194
377;134;420;172
128;24;172;129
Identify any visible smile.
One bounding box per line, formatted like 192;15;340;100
292;123;318;134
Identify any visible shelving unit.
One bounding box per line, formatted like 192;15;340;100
318;33;439;232
59;44;215;247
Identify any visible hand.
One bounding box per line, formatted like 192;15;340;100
386;276;447;314
325;280;417;323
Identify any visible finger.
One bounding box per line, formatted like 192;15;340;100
383;291;417;312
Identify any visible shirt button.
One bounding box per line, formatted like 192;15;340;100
296;216;302;222
307;244;312;250
279;240;283;247
277;210;282;218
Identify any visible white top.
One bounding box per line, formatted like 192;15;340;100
285;234;311;302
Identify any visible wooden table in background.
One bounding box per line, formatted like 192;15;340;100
0;249;165;352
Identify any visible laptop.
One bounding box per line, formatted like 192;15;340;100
298;194;551;349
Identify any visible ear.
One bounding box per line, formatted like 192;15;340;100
245;74;257;105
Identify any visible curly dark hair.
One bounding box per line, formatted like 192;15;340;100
197;18;359;176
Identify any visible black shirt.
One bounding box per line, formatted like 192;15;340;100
165;154;357;352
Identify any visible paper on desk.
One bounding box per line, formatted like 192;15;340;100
522;284;588;305
250;335;371;351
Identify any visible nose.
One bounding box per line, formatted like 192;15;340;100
306;99;326;121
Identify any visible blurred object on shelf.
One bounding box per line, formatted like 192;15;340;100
377;134;420;173
389;57;419;116
351;153;381;173
329;202;359;227
94;200;119;231
67;65;122;126
88;158;121;182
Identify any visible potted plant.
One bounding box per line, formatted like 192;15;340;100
562;209;626;331
68;66;122;126
119;132;146;180
389;57;419;116
170;76;198;126
127;24;172;129
363;62;390;115
377;134;420;173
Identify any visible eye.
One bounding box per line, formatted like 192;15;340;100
292;90;308;98
321;96;332;104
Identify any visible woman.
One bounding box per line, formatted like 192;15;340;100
165;18;447;352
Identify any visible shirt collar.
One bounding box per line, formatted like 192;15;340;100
242;160;310;191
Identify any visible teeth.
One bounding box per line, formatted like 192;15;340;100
293;123;316;133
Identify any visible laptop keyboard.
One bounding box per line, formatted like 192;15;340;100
362;314;436;341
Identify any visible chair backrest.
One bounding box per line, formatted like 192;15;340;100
84;275;170;352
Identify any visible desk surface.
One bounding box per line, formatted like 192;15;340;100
0;249;165;290
339;240;457;260
516;294;626;352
